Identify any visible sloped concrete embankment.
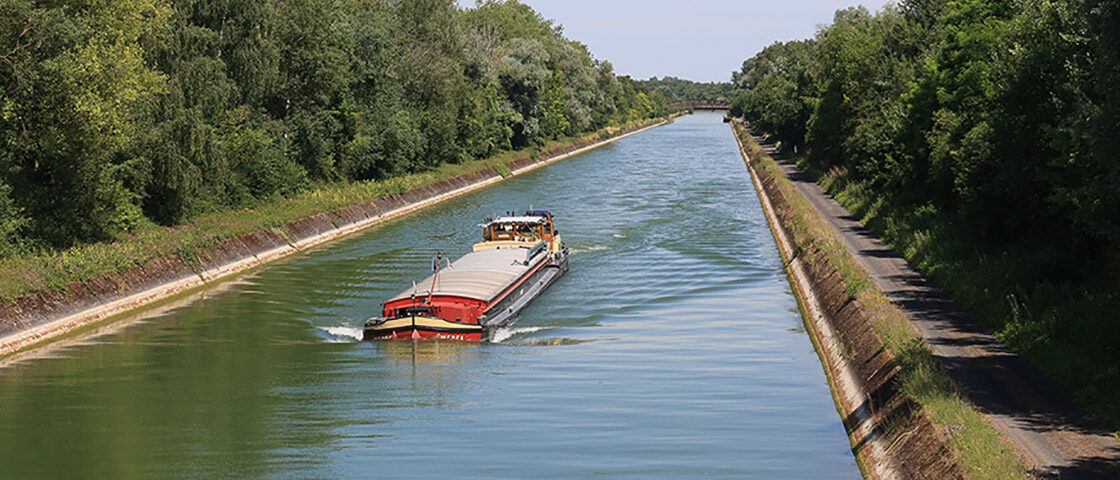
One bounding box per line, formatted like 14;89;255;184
732;127;962;479
0;119;669;355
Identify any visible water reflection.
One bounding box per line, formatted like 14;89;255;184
371;338;485;371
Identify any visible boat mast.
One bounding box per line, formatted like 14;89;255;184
425;251;443;304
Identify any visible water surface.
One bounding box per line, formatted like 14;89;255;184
0;113;858;478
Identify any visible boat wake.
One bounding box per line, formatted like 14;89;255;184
317;324;589;345
318;325;363;342
569;245;607;255
491;326;547;343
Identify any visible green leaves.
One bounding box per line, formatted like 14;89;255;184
0;0;664;255
732;40;818;150
0;0;170;246
735;0;1120;429
642;76;733;104
0;181;28;258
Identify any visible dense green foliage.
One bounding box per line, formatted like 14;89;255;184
0;0;666;253
640;76;733;103
732;0;1120;426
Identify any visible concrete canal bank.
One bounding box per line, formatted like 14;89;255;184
0;118;673;356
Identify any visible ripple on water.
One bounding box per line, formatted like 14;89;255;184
0;114;858;479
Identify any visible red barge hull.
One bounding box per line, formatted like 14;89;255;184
364;210;568;341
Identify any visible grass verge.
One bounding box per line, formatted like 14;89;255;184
735;125;1031;479
0;118;664;303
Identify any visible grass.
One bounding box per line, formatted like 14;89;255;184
491;161;513;178
735;124;1032;479
0;117;665;303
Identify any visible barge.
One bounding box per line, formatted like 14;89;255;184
363;210;569;341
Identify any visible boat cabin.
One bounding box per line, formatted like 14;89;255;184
474;210;561;254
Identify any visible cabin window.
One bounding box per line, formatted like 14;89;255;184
495;224;515;240
398;306;433;317
485;221;546;241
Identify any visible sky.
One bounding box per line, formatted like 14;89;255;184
458;0;885;83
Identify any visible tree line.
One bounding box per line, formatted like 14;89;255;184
731;0;1119;419
0;0;668;256
732;0;1118;252
640;76;733;103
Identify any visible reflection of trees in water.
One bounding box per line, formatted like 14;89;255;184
0;295;342;478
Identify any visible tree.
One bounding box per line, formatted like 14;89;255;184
730;40;818;149
0;0;666;253
0;0;170;244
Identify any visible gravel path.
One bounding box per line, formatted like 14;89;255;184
754;137;1120;479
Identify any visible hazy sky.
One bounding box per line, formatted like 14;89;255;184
458;0;885;83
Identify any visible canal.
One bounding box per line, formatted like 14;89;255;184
0;113;859;478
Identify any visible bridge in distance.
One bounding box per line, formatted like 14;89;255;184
667;99;731;110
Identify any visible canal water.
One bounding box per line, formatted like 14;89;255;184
0;113;858;478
